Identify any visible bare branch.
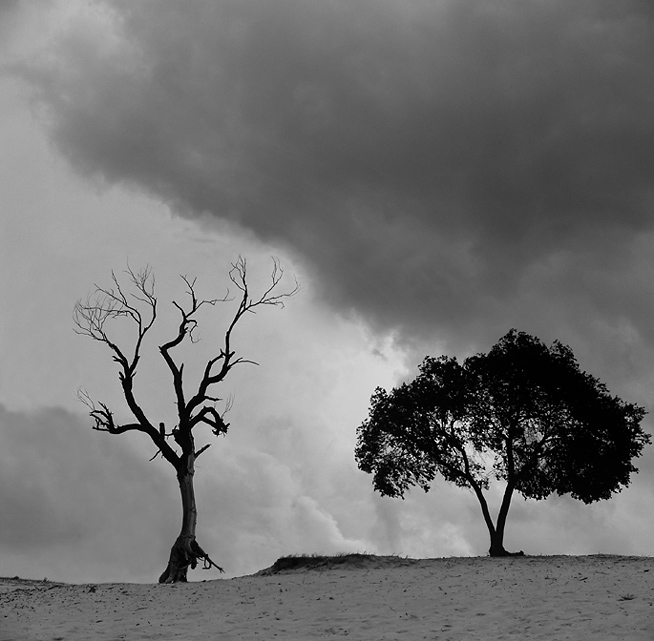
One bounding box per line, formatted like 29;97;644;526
229;256;299;312
223;394;234;416
73;265;157;379
201;555;224;573
76;258;296;474
158;273;234;422
77;387;95;411
195;443;211;458
77;388;148;435
74;266;182;469
185;257;297;419
189;406;230;435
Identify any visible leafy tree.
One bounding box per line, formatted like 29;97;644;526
355;329;649;556
74;257;297;582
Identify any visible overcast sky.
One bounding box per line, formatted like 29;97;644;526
2;0;654;583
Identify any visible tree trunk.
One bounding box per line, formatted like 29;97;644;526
158;454;219;583
487;482;523;557
488;533;524;556
468;476;524;557
488;529;510;556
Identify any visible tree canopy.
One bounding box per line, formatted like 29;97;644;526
355;329;649;556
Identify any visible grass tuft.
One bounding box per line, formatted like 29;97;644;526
256;552;415;575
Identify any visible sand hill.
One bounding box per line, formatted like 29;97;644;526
1;554;653;639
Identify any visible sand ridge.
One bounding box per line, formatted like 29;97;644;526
1;555;653;640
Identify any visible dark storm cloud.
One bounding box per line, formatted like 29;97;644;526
17;0;654;357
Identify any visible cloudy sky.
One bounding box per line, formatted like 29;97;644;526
2;0;654;583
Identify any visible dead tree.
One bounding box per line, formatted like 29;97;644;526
74;257;297;582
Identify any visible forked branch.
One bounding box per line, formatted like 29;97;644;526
77;388;146;435
75;258;297;460
185;257;298;417
73;265;157;377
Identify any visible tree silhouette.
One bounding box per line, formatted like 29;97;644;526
74;257;297;581
355;329;649;556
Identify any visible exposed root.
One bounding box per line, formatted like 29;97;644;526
489;547;525;557
158;534;225;583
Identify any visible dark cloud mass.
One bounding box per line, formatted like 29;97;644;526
20;0;654;362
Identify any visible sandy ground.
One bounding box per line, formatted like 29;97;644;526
1;554;652;640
